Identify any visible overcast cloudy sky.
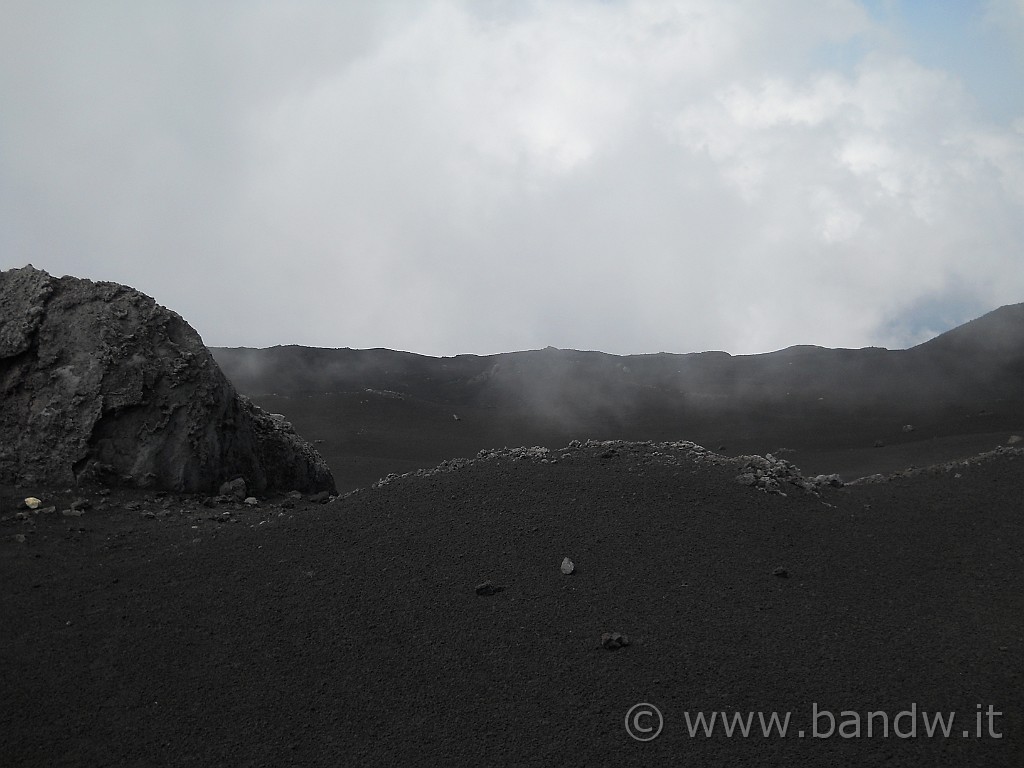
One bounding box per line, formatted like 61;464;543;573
2;1;1022;355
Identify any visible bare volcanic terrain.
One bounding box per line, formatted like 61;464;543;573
214;302;1024;493
1;442;1022;766
2;298;1023;766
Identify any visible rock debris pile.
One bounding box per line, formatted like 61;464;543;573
364;438;834;497
732;454;845;494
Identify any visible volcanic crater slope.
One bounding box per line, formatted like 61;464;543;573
213;302;1024;491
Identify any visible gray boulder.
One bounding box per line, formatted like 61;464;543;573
219;478;247;500
0;265;336;494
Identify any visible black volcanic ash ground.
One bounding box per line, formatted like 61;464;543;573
2;440;1022;766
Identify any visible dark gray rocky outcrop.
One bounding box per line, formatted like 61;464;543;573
0;265;336;494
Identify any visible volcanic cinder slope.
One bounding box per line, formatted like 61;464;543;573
213;303;1024;492
1;298;1022;766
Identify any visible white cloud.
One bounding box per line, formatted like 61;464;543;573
1;0;1022;355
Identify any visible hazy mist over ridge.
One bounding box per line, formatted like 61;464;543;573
213;301;1024;415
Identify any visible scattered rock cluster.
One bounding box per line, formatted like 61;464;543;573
0;266;335;494
2;486;335;542
600;632;630;650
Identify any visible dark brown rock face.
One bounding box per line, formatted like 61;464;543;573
0;266;336;494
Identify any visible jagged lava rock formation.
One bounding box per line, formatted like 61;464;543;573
0;265;335;494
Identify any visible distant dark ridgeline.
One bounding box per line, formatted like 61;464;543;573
212;303;1024;416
